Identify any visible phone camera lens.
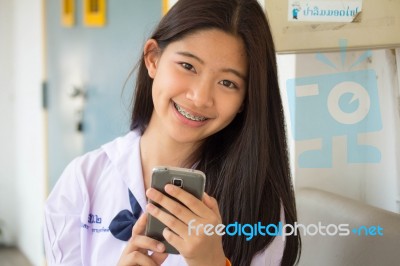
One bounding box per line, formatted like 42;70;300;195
172;178;183;188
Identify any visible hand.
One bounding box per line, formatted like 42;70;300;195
146;185;226;266
117;213;168;266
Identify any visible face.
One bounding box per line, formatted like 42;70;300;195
144;29;248;145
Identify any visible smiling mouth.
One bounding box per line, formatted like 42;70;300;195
173;102;208;122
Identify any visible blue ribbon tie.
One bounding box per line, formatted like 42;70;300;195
109;189;142;241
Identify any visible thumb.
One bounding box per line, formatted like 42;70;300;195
122;213;148;256
150;252;169;265
132;212;148;236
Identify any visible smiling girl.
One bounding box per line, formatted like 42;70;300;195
44;0;301;265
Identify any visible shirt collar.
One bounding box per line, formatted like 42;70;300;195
102;130;147;212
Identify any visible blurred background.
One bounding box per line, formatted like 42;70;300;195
0;0;399;265
0;0;163;265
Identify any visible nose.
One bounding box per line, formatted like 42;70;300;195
186;79;214;108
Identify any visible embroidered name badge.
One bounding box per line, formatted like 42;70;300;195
88;213;102;224
81;213;110;234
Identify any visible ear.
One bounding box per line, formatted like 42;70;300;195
143;39;160;79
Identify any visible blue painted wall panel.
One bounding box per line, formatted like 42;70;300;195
46;0;161;188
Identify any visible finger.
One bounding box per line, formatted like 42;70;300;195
129;234;166;253
162;227;185;253
146;203;188;237
202;192;221;219
146;188;195;224
163;184;212;218
150;252;169;265
120;251;158;266
123;214;164;255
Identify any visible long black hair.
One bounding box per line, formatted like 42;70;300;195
131;0;301;265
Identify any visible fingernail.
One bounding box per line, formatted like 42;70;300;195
157;243;165;252
146;203;155;212
146;188;155;196
165;184;175;193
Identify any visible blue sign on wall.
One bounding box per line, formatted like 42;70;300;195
286;47;382;168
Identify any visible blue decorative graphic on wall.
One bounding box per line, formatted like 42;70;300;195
286;41;382;168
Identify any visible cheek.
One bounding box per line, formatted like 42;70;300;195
153;67;187;97
219;99;244;120
152;72;173;102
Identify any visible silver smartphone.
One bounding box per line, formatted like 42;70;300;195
145;166;206;254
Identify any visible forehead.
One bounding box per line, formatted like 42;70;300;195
163;29;248;74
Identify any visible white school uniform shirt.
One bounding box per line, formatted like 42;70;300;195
44;129;285;266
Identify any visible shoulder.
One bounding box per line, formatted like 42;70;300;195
45;130;141;212
49;130;141;196
72;130;140;180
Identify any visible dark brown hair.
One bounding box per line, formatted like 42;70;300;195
131;0;301;265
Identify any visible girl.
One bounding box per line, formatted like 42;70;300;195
44;0;301;265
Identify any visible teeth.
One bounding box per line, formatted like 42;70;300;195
174;103;207;122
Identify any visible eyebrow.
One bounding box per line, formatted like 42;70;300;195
176;51;247;81
177;51;205;64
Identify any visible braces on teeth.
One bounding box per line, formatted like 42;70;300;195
174;103;207;121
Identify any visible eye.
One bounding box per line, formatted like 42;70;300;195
180;62;196;73
219;80;237;89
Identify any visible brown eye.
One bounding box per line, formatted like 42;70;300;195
181;63;195;72
219;80;237;89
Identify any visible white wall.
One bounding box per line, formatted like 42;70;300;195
395;48;400;210
0;0;17;246
0;0;46;265
13;0;46;264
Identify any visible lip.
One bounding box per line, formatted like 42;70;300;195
171;101;210;127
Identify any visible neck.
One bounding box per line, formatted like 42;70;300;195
139;120;201;190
